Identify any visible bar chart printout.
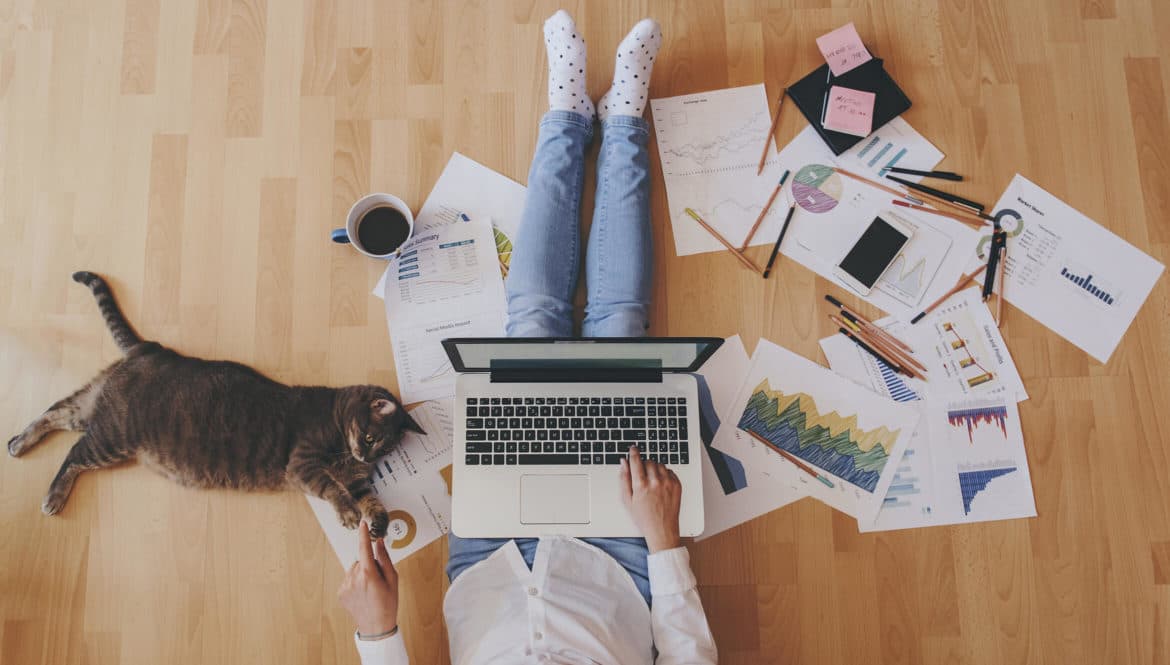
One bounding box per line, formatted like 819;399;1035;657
1059;266;1116;305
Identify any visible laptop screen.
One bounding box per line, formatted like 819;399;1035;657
442;337;723;373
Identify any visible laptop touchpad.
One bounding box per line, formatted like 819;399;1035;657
520;475;590;524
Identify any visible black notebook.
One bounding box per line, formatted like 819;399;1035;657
786;58;912;155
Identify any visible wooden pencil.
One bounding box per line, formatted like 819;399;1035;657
824;294;915;355
831;315;918;379
834;167;915;201
756;92;786;176
901;187;995;222
911;263;988;324
684;208;764;273
740;170;790;251
744;429;834;487
891;200;987;230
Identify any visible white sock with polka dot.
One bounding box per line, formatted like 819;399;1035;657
543;10;593;118
598;19;662;120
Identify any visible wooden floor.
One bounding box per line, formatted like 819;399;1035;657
2;1;1169;663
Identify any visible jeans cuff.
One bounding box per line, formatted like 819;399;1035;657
541;109;595;137
602;114;650;133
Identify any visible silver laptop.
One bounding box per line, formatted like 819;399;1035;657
444;337;722;538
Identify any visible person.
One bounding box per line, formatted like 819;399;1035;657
338;11;718;664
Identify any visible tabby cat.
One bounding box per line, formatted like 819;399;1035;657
7;272;421;538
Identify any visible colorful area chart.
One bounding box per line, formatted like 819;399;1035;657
791;164;844;213
737;379;901;492
494;227;512;278
958;467;1016;514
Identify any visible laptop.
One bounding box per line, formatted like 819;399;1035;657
443;337;723;538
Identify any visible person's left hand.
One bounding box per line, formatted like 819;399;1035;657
337;521;400;637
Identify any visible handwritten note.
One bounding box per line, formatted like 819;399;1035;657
816;23;873;76
822;86;875;136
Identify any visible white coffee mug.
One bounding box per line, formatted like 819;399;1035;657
331;193;415;258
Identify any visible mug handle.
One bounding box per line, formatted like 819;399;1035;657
330;228;350;244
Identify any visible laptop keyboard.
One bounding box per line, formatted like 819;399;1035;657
463;396;690;466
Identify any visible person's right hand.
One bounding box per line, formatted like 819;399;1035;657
337;521;400;638
619;445;683;553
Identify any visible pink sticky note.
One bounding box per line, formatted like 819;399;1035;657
822;86;875;137
816;23;873;76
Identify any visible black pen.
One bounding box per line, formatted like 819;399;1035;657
886;166;964;181
885;175;985;213
763;204;797;279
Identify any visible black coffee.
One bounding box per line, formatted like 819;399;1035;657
356;206;410;255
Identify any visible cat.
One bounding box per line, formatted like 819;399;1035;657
7;271;422;539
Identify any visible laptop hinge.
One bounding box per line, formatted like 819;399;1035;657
490;368;664;383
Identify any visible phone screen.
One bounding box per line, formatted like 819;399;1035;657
838;217;910;288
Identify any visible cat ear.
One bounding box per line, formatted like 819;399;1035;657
371;398;397;417
402;412;426;435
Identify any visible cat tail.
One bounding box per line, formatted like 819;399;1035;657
72;271;143;353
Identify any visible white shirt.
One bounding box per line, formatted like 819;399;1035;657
355;536;718;664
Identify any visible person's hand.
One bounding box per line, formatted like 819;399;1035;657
337;521;400;637
618;445;682;553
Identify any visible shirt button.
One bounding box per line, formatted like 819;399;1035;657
534;631;543;640
527;586;539;596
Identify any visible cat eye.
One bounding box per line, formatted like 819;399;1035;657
364;434;374;443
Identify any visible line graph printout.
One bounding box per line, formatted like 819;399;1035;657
652;84;791;256
713;339;919;524
383;216;506;403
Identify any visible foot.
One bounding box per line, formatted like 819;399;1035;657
366;507;390;539
598;18;662;121
8;434;23;457
543;10;593;118
42;491;67;516
337;502;362;529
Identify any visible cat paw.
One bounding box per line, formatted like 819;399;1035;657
337;503;362;529
8;435;25;457
41;493;66;516
367;510;390;540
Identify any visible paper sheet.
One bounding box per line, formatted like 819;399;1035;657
820;324;1036;531
650;84;790;256
967;174;1164;363
713;339;918;524
770;124;979;318
376;152;526;297
383;216;507;404
308;399;456;566
694;336;803;541
820;288;1027;403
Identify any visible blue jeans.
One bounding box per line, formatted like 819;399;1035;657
448;110;654;605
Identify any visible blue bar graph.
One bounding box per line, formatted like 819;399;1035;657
1060;266;1115;305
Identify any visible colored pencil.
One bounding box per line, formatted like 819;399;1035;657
836;315;926;379
891;200;987;230
885;175;986;213
741;170;790;250
684;208;763;273
886;166;964;181
756;92;786;176
763;204;797;279
910;264;988;324
833;167;922;204
744;429;835;488
901;187;996;222
831;316;919;379
824;294;915;355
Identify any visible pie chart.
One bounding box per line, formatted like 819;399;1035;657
791;164;844;214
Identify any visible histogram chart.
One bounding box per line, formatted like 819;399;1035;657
879;361;921;402
1059;265;1118;306
882;448;927;511
957;465;1017;515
